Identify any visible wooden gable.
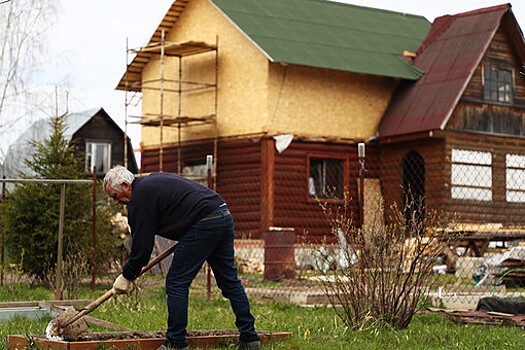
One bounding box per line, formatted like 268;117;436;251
72;109;138;175
447;11;525;136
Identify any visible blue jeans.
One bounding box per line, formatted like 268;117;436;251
165;206;258;347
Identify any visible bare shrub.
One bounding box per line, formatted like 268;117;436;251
43;249;90;299
309;191;458;330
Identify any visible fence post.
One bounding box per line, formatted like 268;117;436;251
55;183;66;300
1;176;5;286
357;143;366;286
206;155;213;300
92;166;97;291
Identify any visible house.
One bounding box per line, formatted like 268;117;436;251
117;0;525;248
379;4;525;240
116;0;431;241
3;108;138;179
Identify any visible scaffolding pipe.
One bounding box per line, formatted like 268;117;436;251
213;36;219;189
207;155;213;299
124;38;129;169
160;29;165;172
178;55;182;174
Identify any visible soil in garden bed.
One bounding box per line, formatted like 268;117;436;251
82;330;243;341
7;330;292;349
31;330;243;342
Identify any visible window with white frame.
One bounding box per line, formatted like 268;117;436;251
451;149;492;201
506;154;525;203
483;67;513;104
86;141;111;175
308;156;345;200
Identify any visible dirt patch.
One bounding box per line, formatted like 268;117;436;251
73;330;241;341
31;329;275;342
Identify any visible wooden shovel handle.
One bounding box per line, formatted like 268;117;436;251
63;243;177;327
64;288;114;326
138;242;177;277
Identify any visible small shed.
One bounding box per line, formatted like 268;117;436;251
3;108;137;179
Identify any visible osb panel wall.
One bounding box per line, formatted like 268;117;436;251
267;63;398;140
141;0;270;147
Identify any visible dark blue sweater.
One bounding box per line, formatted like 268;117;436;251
122;173;224;280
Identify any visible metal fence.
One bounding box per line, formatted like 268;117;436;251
214;147;525;310
2;148;525;311
0;177;97;299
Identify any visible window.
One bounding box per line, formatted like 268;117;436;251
483;67;513;104
183;160;207;186
308;156;345;200
451;149;492;201
86;141;111;175
506;154;525;203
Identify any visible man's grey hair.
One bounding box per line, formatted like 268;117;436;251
103;165;135;192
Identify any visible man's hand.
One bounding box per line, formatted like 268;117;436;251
112;274;132;295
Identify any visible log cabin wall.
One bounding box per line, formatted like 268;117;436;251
272;140;379;243
141;140;215;174
443;13;525;227
443;130;525;226
216;138;262;238
140;137;381;241
379;137;447;227
141;138;262;238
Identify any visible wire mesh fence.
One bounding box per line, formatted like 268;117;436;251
2;143;525;311
197;142;525;310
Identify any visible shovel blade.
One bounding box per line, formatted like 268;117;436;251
49;306;90;340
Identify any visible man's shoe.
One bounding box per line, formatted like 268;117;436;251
230;339;262;350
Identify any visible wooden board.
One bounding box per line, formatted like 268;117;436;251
6;331;292;349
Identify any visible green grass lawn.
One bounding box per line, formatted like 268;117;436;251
1;280;524;349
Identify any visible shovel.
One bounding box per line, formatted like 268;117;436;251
46;242;177;341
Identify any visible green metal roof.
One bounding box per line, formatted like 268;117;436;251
210;0;431;80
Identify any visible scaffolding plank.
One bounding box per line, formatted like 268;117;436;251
135;115;216;126
135;41;216;57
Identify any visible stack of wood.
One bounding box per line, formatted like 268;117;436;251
492;258;525;285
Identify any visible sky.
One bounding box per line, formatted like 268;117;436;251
2;0;525;167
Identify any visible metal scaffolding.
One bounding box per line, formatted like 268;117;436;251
123;34;218;179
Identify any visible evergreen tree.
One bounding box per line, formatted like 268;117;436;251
2;113;121;282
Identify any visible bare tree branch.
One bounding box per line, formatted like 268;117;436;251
0;0;57;133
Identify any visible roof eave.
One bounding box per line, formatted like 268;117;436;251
208;0;275;63
439;6;509;130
